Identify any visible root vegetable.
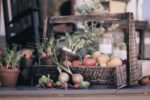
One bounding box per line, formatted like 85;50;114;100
72;60;82;66
21;49;32;59
63;60;72;66
92;51;101;58
83;56;97;66
72;74;84;84
74;84;80;89
40;82;45;88
52;82;57;87
107;56;122;68
100;63;107;67
58;72;69;83
46;82;52;88
47;51;53;57
138;76;149;86
61;83;68;89
41;52;47;58
97;54;109;65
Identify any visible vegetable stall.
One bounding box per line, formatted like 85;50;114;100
0;12;146;90
30;12;142;89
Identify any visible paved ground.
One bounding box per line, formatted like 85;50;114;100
1;95;150;100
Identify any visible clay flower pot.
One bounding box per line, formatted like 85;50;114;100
0;69;20;87
61;49;78;62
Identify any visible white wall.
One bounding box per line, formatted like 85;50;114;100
0;0;6;48
0;0;5;36
126;0;143;20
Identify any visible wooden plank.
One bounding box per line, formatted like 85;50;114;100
49;14;126;23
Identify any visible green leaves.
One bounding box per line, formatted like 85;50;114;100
36;36;59;54
37;74;53;88
56;81;62;86
65;32;85;53
1;47;22;69
79;81;90;89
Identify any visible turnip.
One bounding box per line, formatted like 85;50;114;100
58;72;69;83
63;60;72;66
72;74;84;84
52;49;85;86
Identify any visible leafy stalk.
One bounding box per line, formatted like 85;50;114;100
73;39;85;53
50;40;73;75
1;47;21;69
36;35;56;54
52;51;72;75
65;32;85;53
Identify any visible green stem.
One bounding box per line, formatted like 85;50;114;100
52;51;73;75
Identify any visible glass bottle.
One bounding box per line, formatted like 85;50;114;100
99;33;113;55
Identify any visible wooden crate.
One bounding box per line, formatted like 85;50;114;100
45;13;142;87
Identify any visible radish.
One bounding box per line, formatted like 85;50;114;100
74;84;80;89
63;60;72;66
46;82;52;88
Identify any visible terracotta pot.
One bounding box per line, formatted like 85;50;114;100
61;49;78;62
41;56;55;65
0;69;20;87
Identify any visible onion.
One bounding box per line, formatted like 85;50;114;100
72;74;84;84
58;72;69;83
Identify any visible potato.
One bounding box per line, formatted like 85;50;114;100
92;51;101;58
97;54;109;65
107;56;122;68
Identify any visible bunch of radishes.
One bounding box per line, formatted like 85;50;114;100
37;75;68;89
37;75;54;88
37;73;90;89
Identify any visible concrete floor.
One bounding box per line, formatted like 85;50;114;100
1;95;150;100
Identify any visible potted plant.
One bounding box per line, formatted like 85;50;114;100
0;48;22;87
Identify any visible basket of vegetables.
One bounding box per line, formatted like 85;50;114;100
36;36;59;65
32;13;142;89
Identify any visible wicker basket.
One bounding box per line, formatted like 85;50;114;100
61;49;78;62
41;56;55;65
31;65;126;89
